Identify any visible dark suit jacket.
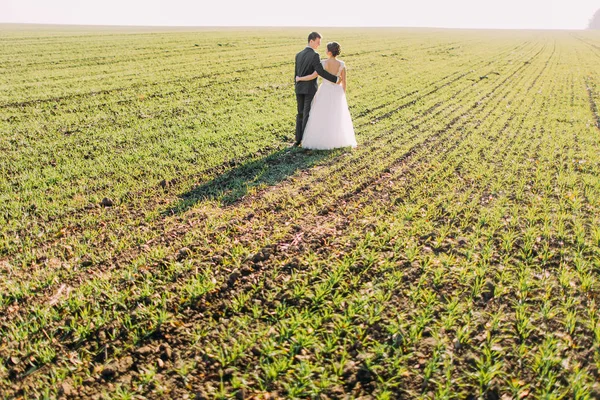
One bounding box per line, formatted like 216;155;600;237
295;47;338;95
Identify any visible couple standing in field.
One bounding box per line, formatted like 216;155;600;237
294;32;357;149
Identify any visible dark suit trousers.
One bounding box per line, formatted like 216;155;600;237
295;92;315;144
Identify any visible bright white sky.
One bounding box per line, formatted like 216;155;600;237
1;0;598;30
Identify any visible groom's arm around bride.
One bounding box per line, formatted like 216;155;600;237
294;50;339;94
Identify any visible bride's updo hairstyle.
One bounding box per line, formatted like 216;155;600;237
327;42;341;57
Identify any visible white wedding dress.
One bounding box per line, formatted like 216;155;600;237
302;60;357;150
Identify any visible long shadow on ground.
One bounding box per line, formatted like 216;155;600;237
168;146;344;213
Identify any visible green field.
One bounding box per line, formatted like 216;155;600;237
2;24;600;399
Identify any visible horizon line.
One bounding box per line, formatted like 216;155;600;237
0;21;589;31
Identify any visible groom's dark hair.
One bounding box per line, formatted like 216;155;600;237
307;32;322;43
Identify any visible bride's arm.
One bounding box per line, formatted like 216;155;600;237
296;71;318;82
341;67;347;92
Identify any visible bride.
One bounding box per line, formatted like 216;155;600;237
295;42;357;150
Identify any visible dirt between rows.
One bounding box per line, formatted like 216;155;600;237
3;102;473;399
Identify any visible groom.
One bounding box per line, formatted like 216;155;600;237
294;32;341;146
